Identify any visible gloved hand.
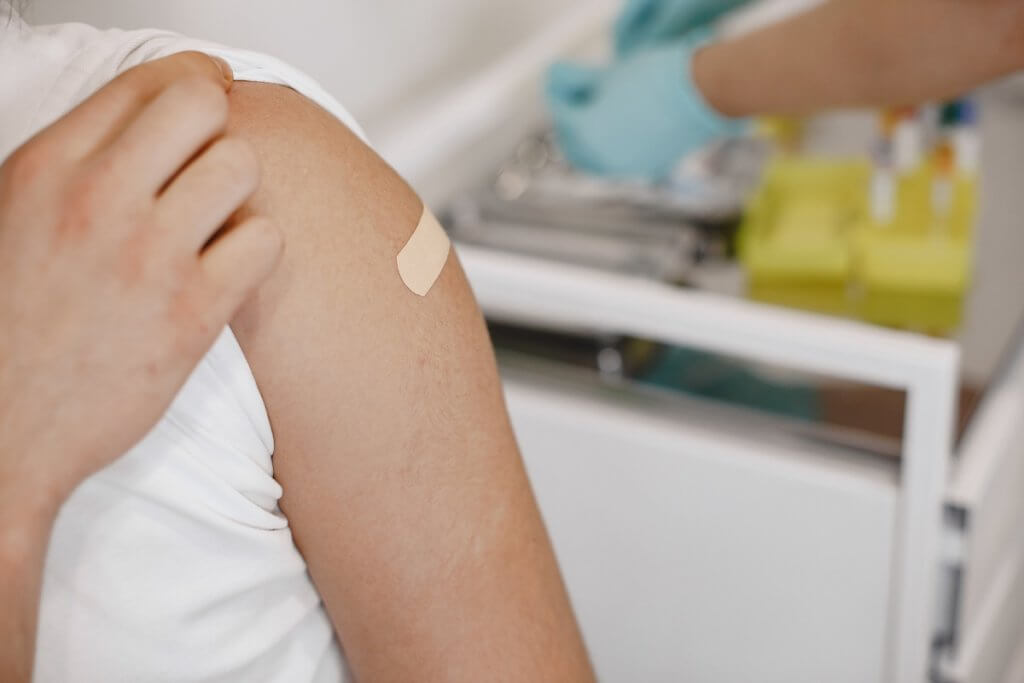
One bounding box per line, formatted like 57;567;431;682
546;34;743;180
615;0;751;56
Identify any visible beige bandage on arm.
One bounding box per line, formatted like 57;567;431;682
397;208;451;296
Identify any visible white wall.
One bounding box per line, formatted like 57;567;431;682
27;0;583;126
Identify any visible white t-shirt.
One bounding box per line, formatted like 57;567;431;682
0;11;363;682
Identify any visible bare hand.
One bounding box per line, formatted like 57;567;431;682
0;52;282;504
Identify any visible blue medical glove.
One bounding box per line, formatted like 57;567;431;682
615;0;751;56
546;35;744;181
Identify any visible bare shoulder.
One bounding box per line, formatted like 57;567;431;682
224;81;421;261
222;79;484;432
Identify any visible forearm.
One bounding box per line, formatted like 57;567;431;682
0;477;62;682
695;0;1024;117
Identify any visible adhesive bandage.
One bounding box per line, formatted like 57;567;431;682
397;208;450;296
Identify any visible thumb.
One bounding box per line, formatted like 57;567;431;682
614;0;657;56
199;215;284;329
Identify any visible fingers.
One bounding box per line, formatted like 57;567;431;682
103;77;232;196
156;137;261;248
547;96;605;175
199;215;283;324
38;51;232;161
546;62;603;103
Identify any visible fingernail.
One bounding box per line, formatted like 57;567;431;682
212;56;233;84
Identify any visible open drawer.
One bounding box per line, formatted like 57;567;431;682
460;243;960;683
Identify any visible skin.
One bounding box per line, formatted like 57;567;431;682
227;82;595;683
693;0;1024;117
0;53;282;682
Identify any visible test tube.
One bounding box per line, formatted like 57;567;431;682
931;141;954;236
952;99;980;177
892;107;922;175
870;110;899;225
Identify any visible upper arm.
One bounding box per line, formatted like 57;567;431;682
224;82;592;682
